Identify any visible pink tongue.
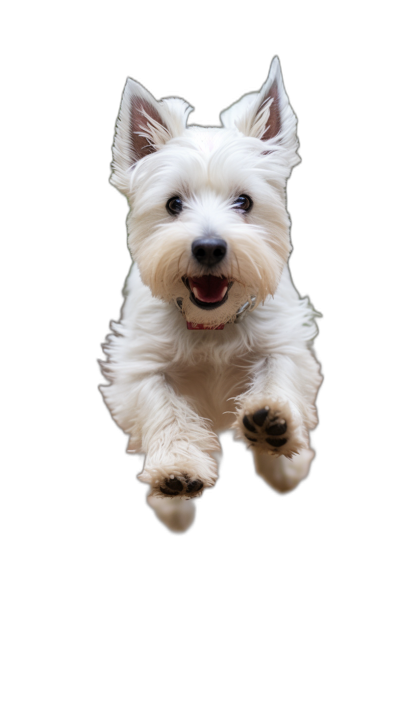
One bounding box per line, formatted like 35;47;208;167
189;276;228;303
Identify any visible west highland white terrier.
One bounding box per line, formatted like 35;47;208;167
100;57;322;531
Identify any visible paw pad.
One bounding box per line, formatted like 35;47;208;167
158;474;203;498
242;407;288;449
160;477;183;494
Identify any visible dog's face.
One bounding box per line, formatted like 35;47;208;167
111;58;300;326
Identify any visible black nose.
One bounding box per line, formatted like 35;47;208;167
192;237;227;267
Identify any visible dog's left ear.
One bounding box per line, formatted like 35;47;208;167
220;57;299;165
111;78;193;195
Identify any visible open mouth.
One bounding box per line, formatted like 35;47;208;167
183;276;232;310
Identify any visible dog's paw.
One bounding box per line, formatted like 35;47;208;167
139;445;219;499
139;465;213;500
158;472;204;498
237;398;307;458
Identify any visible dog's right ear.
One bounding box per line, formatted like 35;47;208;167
111;79;193;194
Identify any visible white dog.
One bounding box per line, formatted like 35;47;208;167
100;57;322;531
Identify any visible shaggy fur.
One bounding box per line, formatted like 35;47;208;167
100;57;322;532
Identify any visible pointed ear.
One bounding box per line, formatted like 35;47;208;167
220;57;298;161
111;79;193;194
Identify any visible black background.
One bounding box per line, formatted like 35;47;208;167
71;30;355;572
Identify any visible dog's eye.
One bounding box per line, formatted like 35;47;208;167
233;194;253;213
166;196;183;217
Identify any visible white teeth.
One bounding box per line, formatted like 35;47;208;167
192;286;228;302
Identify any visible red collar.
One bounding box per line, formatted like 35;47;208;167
186;321;225;330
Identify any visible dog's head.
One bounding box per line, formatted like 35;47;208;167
111;57;300;327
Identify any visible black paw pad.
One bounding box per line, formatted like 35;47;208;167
243;415;256;433
159;474;204;497
160;477;183;494
266;422;287;436
252;407;270;427
242;407;288;451
186;479;203;494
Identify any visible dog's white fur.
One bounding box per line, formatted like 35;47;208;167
100;57;322;531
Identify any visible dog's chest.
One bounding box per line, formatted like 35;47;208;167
167;359;251;430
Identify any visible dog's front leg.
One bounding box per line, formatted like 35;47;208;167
122;373;220;500
236;349;321;484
